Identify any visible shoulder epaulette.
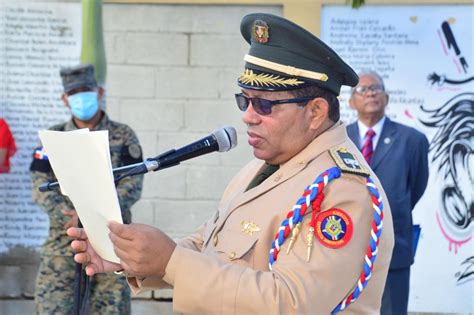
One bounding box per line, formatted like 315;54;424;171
329;147;370;177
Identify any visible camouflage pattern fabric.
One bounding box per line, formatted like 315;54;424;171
35;255;131;315
30;112;144;314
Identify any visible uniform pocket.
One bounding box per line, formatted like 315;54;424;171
215;229;258;262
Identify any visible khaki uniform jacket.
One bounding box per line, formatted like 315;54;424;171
130;122;394;314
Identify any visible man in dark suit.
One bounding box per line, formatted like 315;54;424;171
347;70;429;315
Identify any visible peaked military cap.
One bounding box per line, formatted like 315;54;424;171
238;13;358;95
60;63;98;94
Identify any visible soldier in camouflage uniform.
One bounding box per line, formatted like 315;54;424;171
30;64;144;315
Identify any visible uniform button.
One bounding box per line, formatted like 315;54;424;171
274;173;282;182
229;251;236;260
213;234;219;246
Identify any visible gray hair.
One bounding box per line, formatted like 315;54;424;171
351;70;385;95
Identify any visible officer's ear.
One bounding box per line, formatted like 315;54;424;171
61;93;70;108
97;87;104;99
307;97;329;130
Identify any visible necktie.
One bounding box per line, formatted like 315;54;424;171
361;129;375;164
246;164;279;191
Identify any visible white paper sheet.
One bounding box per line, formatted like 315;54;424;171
39;129;122;263
50;128;90;197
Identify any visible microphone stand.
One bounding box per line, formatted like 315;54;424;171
38;149;176;193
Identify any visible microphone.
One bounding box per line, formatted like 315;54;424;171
39;126;237;192
155;125;237;169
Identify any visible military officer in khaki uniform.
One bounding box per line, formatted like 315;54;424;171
68;14;394;314
30;64;144;314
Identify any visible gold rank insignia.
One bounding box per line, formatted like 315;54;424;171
241;220;261;236
329;147;370;177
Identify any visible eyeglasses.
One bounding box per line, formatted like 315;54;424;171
235;93;315;116
353;85;384;95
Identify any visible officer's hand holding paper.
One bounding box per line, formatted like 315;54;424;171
39;129;122;263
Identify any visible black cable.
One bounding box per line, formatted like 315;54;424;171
73;219;84;315
72;259;82;315
80;275;91;315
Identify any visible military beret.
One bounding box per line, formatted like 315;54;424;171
60;64;97;94
238;13;358;95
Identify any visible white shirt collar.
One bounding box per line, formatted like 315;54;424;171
357;116;386;150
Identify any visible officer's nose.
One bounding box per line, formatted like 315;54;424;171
242;101;262;125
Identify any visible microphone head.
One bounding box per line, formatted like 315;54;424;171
213;126;238;152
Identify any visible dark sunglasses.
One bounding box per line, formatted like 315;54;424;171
235;93;315;116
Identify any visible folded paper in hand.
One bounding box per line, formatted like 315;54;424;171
39;129;122;263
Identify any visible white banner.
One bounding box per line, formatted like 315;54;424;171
321;5;473;313
0;2;81;252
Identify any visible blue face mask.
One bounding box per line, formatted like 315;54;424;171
67;91;99;121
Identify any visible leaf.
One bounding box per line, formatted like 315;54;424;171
351;0;365;9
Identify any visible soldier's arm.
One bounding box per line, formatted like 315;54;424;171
115;127;144;219
30;158;72;225
116;174;144;216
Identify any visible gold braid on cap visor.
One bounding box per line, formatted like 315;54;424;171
242;54;329;83
239;69;305;87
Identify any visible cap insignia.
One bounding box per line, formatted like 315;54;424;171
239;69;304;88
241;220;260;236
329;147;370;177
315;208;353;249
253;20;269;43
